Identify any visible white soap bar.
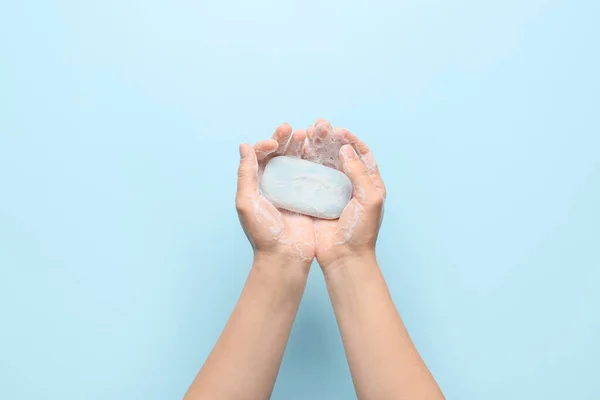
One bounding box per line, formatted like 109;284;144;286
260;156;352;219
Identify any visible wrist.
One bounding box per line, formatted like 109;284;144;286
253;251;312;281
242;254;310;314
321;251;379;281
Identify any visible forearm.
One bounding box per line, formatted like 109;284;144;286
185;254;310;400
324;254;444;400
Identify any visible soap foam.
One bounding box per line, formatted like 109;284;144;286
334;201;365;244
360;150;378;175
250;196;284;238
285;212;315;262
304;124;354;170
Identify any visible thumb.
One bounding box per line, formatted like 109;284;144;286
340;144;373;202
237;143;258;199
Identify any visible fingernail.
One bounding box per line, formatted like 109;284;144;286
239;143;249;159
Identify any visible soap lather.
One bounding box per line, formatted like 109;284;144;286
259;156;352;219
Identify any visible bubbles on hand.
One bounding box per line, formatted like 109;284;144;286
305;129;351;170
334;201;365;244
250;196;284;239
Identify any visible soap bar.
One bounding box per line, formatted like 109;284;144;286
260;156;352;219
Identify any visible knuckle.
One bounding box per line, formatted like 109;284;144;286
369;194;385;209
381;187;388;199
235;198;250;214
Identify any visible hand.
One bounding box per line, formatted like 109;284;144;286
302;120;386;271
236;123;316;266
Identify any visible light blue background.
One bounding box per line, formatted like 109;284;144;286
1;0;599;399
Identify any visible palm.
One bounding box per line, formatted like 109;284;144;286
249;191;315;262
280;210;316;258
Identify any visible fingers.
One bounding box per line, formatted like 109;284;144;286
272;123;293;156
307;119;332;140
306;125;315;140
253;123;291;167
314;119;332;137
304;119;341;168
303;125;318;161
253;139;279;162
336;128;386;198
284;129;306;157
340;145;377;204
313;120;332;141
237;143;259;202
